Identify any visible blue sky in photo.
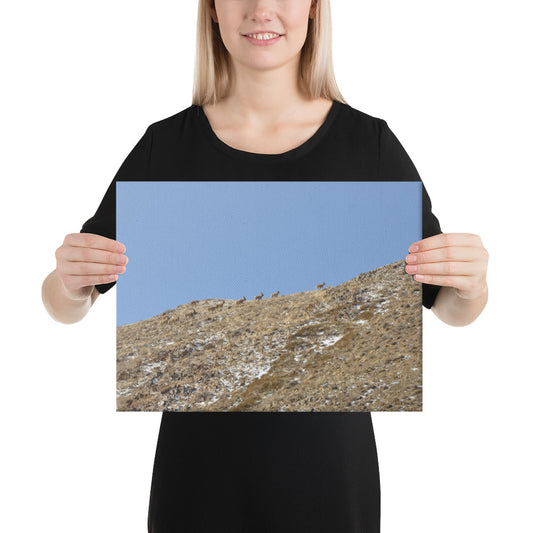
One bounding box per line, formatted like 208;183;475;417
116;181;421;326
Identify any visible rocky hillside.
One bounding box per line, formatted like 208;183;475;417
116;259;422;412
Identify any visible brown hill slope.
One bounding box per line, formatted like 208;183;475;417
116;259;422;412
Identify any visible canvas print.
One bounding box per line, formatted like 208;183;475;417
116;181;422;412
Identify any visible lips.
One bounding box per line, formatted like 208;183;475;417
242;32;284;46
242;30;284;36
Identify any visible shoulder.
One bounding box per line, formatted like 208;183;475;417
336;103;413;164
331;101;395;164
137;106;205;163
146;105;202;136
334;101;388;137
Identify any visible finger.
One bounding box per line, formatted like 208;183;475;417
63;273;120;290
59;245;129;266
60;261;127;276
412;273;475;291
409;233;482;253
405;260;479;277
406;246;482;265
64;233;126;253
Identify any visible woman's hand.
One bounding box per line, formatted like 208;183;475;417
405;233;489;300
55;233;128;301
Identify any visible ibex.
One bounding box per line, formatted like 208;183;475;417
316;282;325;289
236;296;246;304
254;292;264;301
271;290;279;298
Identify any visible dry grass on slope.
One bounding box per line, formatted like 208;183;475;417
116;259;422;412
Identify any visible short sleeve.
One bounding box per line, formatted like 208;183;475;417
80;124;153;294
378;119;443;309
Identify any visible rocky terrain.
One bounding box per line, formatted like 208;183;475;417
116;259;422;412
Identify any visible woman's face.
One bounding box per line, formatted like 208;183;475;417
210;0;317;73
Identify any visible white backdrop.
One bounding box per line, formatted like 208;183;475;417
2;1;531;532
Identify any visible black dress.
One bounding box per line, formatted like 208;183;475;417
80;100;442;533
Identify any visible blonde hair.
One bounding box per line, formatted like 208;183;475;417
192;0;347;105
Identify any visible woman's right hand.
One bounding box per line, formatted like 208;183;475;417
55;233;128;300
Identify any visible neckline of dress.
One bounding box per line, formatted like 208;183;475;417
196;100;340;162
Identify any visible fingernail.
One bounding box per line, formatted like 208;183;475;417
410;245;419;253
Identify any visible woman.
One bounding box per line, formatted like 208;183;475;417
42;1;489;531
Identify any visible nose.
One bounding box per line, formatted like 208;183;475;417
247;0;276;23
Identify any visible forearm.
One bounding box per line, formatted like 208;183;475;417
431;284;488;327
41;270;99;324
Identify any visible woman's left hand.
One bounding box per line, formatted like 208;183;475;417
405;232;489;300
